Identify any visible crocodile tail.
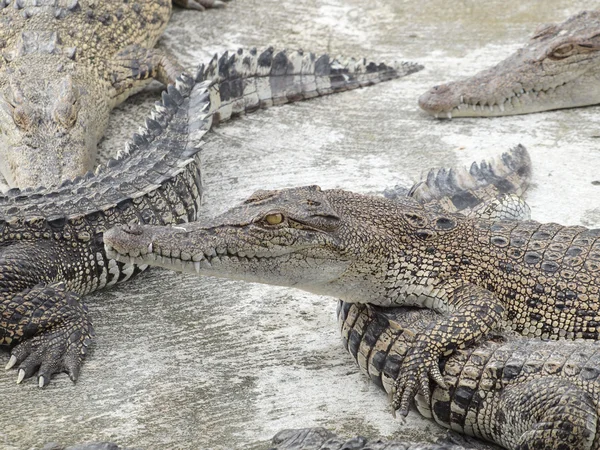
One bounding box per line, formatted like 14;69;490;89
194;47;423;125
405;144;532;220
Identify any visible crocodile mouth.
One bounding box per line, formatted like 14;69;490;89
104;223;351;287
419;80;571;118
105;240;283;275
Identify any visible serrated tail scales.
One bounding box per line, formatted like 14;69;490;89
194;47;423;124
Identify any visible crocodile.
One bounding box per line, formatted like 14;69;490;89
337;301;600;449
103;142;600;420
0;46;422;387
0;0;229;190
418;10;600;118
103;149;600;449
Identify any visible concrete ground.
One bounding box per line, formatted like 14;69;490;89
1;1;599;449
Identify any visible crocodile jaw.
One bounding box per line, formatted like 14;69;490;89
104;224;352;294
419;10;600;118
419;67;600;118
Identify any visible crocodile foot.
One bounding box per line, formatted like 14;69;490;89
173;0;231;10
3;284;94;387
390;335;447;417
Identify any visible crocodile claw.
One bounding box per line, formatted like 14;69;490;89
5;355;16;370
5;284;94;387
391;336;447;417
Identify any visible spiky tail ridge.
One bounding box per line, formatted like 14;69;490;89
400;145;532;220
193;47;423;128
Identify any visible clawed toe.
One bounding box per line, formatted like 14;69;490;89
391;343;446;417
5;316;94;386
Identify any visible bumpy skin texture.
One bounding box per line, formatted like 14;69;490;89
0;48;421;386
105;146;600;449
418;10;600;118
104;144;600;428
0;0;228;189
339;302;600;450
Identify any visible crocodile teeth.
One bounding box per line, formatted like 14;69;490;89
446;111;452;119
5;355;16;370
194;261;201;273
148;243;153;253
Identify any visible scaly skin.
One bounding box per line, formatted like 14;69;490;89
418;10;600;118
339;301;600;449
105;148;600;449
102;145;600;423
43;427;474;450
0;47;421;386
0;0;227;189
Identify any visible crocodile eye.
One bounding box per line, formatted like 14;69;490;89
265;213;284;225
549;43;575;59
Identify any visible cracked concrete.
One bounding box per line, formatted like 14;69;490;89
1;1;598;449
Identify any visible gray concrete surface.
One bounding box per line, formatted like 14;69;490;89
1;1;598;449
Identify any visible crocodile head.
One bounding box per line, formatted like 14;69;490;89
0;54;106;189
419;10;600;118
104;186;416;302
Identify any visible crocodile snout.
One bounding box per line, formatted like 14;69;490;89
418;83;460;117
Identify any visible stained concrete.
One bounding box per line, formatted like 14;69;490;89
1;1;598;449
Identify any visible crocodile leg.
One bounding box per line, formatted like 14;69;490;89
173;0;230;10
0;241;97;386
392;282;505;417
108;44;184;104
494;378;597;449
1;284;93;387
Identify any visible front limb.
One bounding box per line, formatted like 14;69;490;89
2;283;94;387
392;282;505;416
0;242;94;386
108;45;184;103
